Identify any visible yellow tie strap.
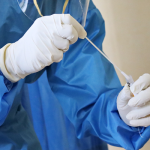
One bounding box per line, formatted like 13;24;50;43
33;0;69;17
62;0;69;14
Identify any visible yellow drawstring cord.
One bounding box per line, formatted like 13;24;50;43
33;0;43;17
62;0;69;14
33;0;69;17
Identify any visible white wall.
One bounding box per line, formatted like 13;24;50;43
92;0;150;150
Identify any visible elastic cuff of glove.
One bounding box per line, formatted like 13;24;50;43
0;44;20;83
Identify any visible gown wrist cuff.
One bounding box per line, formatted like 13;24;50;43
0;44;20;82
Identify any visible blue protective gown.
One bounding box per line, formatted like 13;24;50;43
0;0;150;150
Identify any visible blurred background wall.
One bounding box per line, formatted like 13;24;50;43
92;0;150;150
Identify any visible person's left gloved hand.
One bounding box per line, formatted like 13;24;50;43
117;74;150;127
0;14;87;82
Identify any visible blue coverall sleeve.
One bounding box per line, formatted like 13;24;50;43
47;6;150;150
0;62;45;126
0;70;16;125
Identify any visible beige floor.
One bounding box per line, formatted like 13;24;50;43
108;141;150;150
108;140;150;150
108;145;124;150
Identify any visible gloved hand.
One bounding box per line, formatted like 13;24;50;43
0;14;87;82
117;74;150;127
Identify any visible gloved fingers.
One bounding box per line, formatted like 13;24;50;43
128;87;150;107
130;74;150;95
126;103;150;120
52;34;69;52
60;14;87;39
57;24;78;44
117;84;133;109
31;32;63;63
130;117;150;127
48;41;63;63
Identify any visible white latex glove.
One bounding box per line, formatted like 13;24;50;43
127;74;150;127
117;83;133;126
117;74;150;127
0;14;87;82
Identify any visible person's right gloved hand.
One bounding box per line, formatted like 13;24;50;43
117;74;150;127
1;14;87;82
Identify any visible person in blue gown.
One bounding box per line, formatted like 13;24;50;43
0;0;150;150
